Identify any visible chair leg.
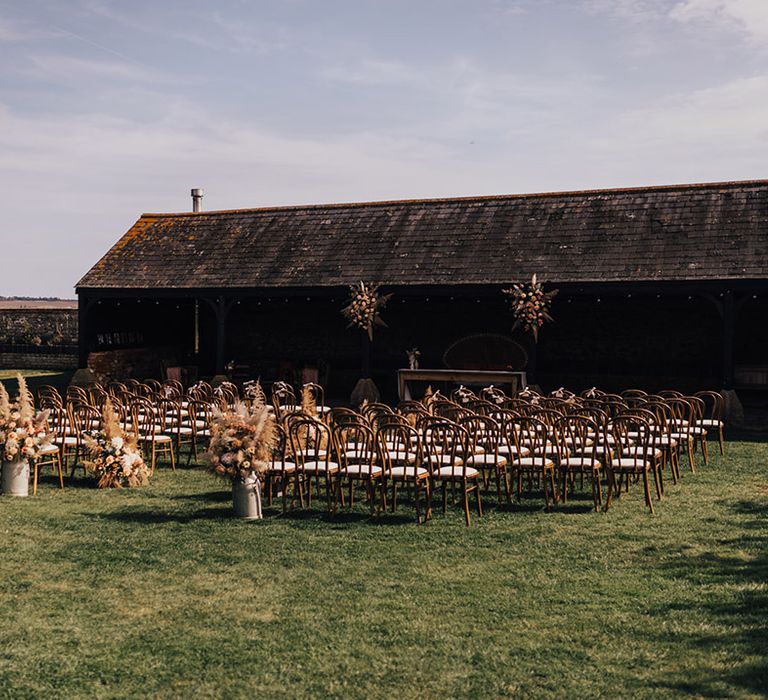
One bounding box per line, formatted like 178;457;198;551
642;471;654;514
718;426;725;456
560;469;568;504
550;469;559;505
462;481;471;526
425;480;433;522
391;482;398;512
604;470;614;512
33;461;39;496
475;481;483;516
56;452;64;489
592;471;602;511
502;467;512;505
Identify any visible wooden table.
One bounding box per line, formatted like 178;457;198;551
397;369;528;401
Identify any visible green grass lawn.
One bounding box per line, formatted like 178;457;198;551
1;442;766;699
0;369;75;399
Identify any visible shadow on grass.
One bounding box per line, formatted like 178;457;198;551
654;497;768;696
93;506;232;524
171;490;231;503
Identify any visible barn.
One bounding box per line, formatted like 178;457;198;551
76;179;768;401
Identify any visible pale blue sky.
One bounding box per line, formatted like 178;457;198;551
1;0;767;296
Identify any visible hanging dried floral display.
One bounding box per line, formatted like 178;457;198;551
341;281;393;341
503;274;558;342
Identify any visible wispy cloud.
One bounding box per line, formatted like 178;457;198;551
0;15;50;42
670;0;768;42
582;0;669;22
24;52;170;83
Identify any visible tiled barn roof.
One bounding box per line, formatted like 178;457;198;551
77;180;768;290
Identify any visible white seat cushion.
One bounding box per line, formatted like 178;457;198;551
39;443;60;455
301;460;340;473
466;453;508;467
497;444;530;457
270;461;296;473
388;466;429;479
611;458;651;470
341;464;383;477
623;446;663;459
560;456;600;469
697;419;722;428
142;434;172;443
343;449;376;461
385;449;417;463
427;454;462;466
512;456;555;469
434;465;479;479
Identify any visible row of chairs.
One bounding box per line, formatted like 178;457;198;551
262;386;726;524
31;379;328;490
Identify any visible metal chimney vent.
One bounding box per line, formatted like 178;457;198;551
191;188;204;212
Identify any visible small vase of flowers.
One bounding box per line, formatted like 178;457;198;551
205;395;276;520
0;376;51;497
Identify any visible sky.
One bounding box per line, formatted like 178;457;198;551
1;0;767;297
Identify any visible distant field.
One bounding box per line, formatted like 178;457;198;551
0;299;77;309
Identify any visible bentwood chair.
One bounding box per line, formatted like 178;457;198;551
67;402;101;477
376;418;431;523
333;422;385;516
422;419;482;526
644;400;681;485
694;390;726;456
606;414;661;514
666;397;699;473
555;415;603;510
460;414;511;506
510;417;559;511
183;399;213;466
33;409;64;495
132;398;175;473
265;424;300;512
288;416;341;512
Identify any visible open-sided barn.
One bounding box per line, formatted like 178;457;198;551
76;179;768;399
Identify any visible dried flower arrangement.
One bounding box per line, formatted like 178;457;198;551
205;394;276;483
243;379;267;405
421;386;435;414
83;399;149;488
342;281;393;341
503;274;558;342
0;376;51;462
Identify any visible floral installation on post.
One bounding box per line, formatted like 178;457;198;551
0;375;51;462
83;398;149;488
342;281;393;341
503;273;559;342
205;394;276;483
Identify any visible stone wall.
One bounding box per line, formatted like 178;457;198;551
0;350;78;370
0;309;78;346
